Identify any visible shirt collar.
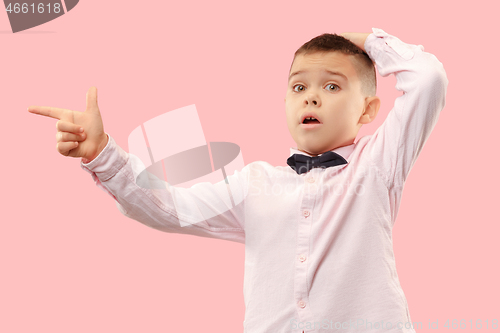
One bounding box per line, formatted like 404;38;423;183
289;142;356;161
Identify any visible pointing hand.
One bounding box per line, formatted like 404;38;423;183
28;86;108;163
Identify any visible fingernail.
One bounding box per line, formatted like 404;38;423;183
79;128;84;132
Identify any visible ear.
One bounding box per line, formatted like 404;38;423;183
358;96;380;125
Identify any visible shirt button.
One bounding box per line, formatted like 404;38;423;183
302;210;310;217
298;300;306;308
299;255;306;262
307;177;315;183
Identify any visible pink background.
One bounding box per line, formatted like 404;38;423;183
1;0;499;332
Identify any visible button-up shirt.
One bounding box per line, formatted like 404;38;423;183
81;28;448;332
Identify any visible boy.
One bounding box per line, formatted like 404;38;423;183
28;28;448;332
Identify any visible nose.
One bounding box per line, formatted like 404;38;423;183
304;91;321;107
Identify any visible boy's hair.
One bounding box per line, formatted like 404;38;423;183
292;33;376;97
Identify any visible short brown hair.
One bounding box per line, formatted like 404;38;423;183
291;33;376;96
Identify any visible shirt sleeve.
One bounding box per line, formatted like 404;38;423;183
80;133;248;244
362;28;449;188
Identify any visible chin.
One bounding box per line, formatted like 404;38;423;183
299;146;321;156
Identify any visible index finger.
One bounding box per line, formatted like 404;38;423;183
27;106;67;120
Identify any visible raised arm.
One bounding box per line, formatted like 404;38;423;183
355;28;448;187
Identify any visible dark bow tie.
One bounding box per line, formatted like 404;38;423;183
287;151;348;175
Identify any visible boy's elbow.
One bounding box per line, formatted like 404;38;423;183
427;57;449;112
418;53;449;96
434;65;448;104
429;68;448;104
432;58;448;92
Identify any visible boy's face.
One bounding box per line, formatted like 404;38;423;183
285;51;367;156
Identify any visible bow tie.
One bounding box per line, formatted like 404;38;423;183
287;151;348;175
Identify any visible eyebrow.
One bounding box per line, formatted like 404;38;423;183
288;69;348;82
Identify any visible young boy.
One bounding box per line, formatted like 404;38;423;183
28;28;448;332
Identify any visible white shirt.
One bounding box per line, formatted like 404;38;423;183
81;28;448;332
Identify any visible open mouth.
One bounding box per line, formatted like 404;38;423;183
302;117;321;124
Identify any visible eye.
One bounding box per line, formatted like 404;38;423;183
325;83;340;92
292;84;305;92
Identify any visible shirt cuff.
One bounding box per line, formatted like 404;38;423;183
80;133;128;182
365;27;420;61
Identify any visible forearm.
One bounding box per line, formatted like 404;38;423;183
80;134;246;243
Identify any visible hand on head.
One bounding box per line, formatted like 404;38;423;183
340;32;371;54
28;86;108;163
